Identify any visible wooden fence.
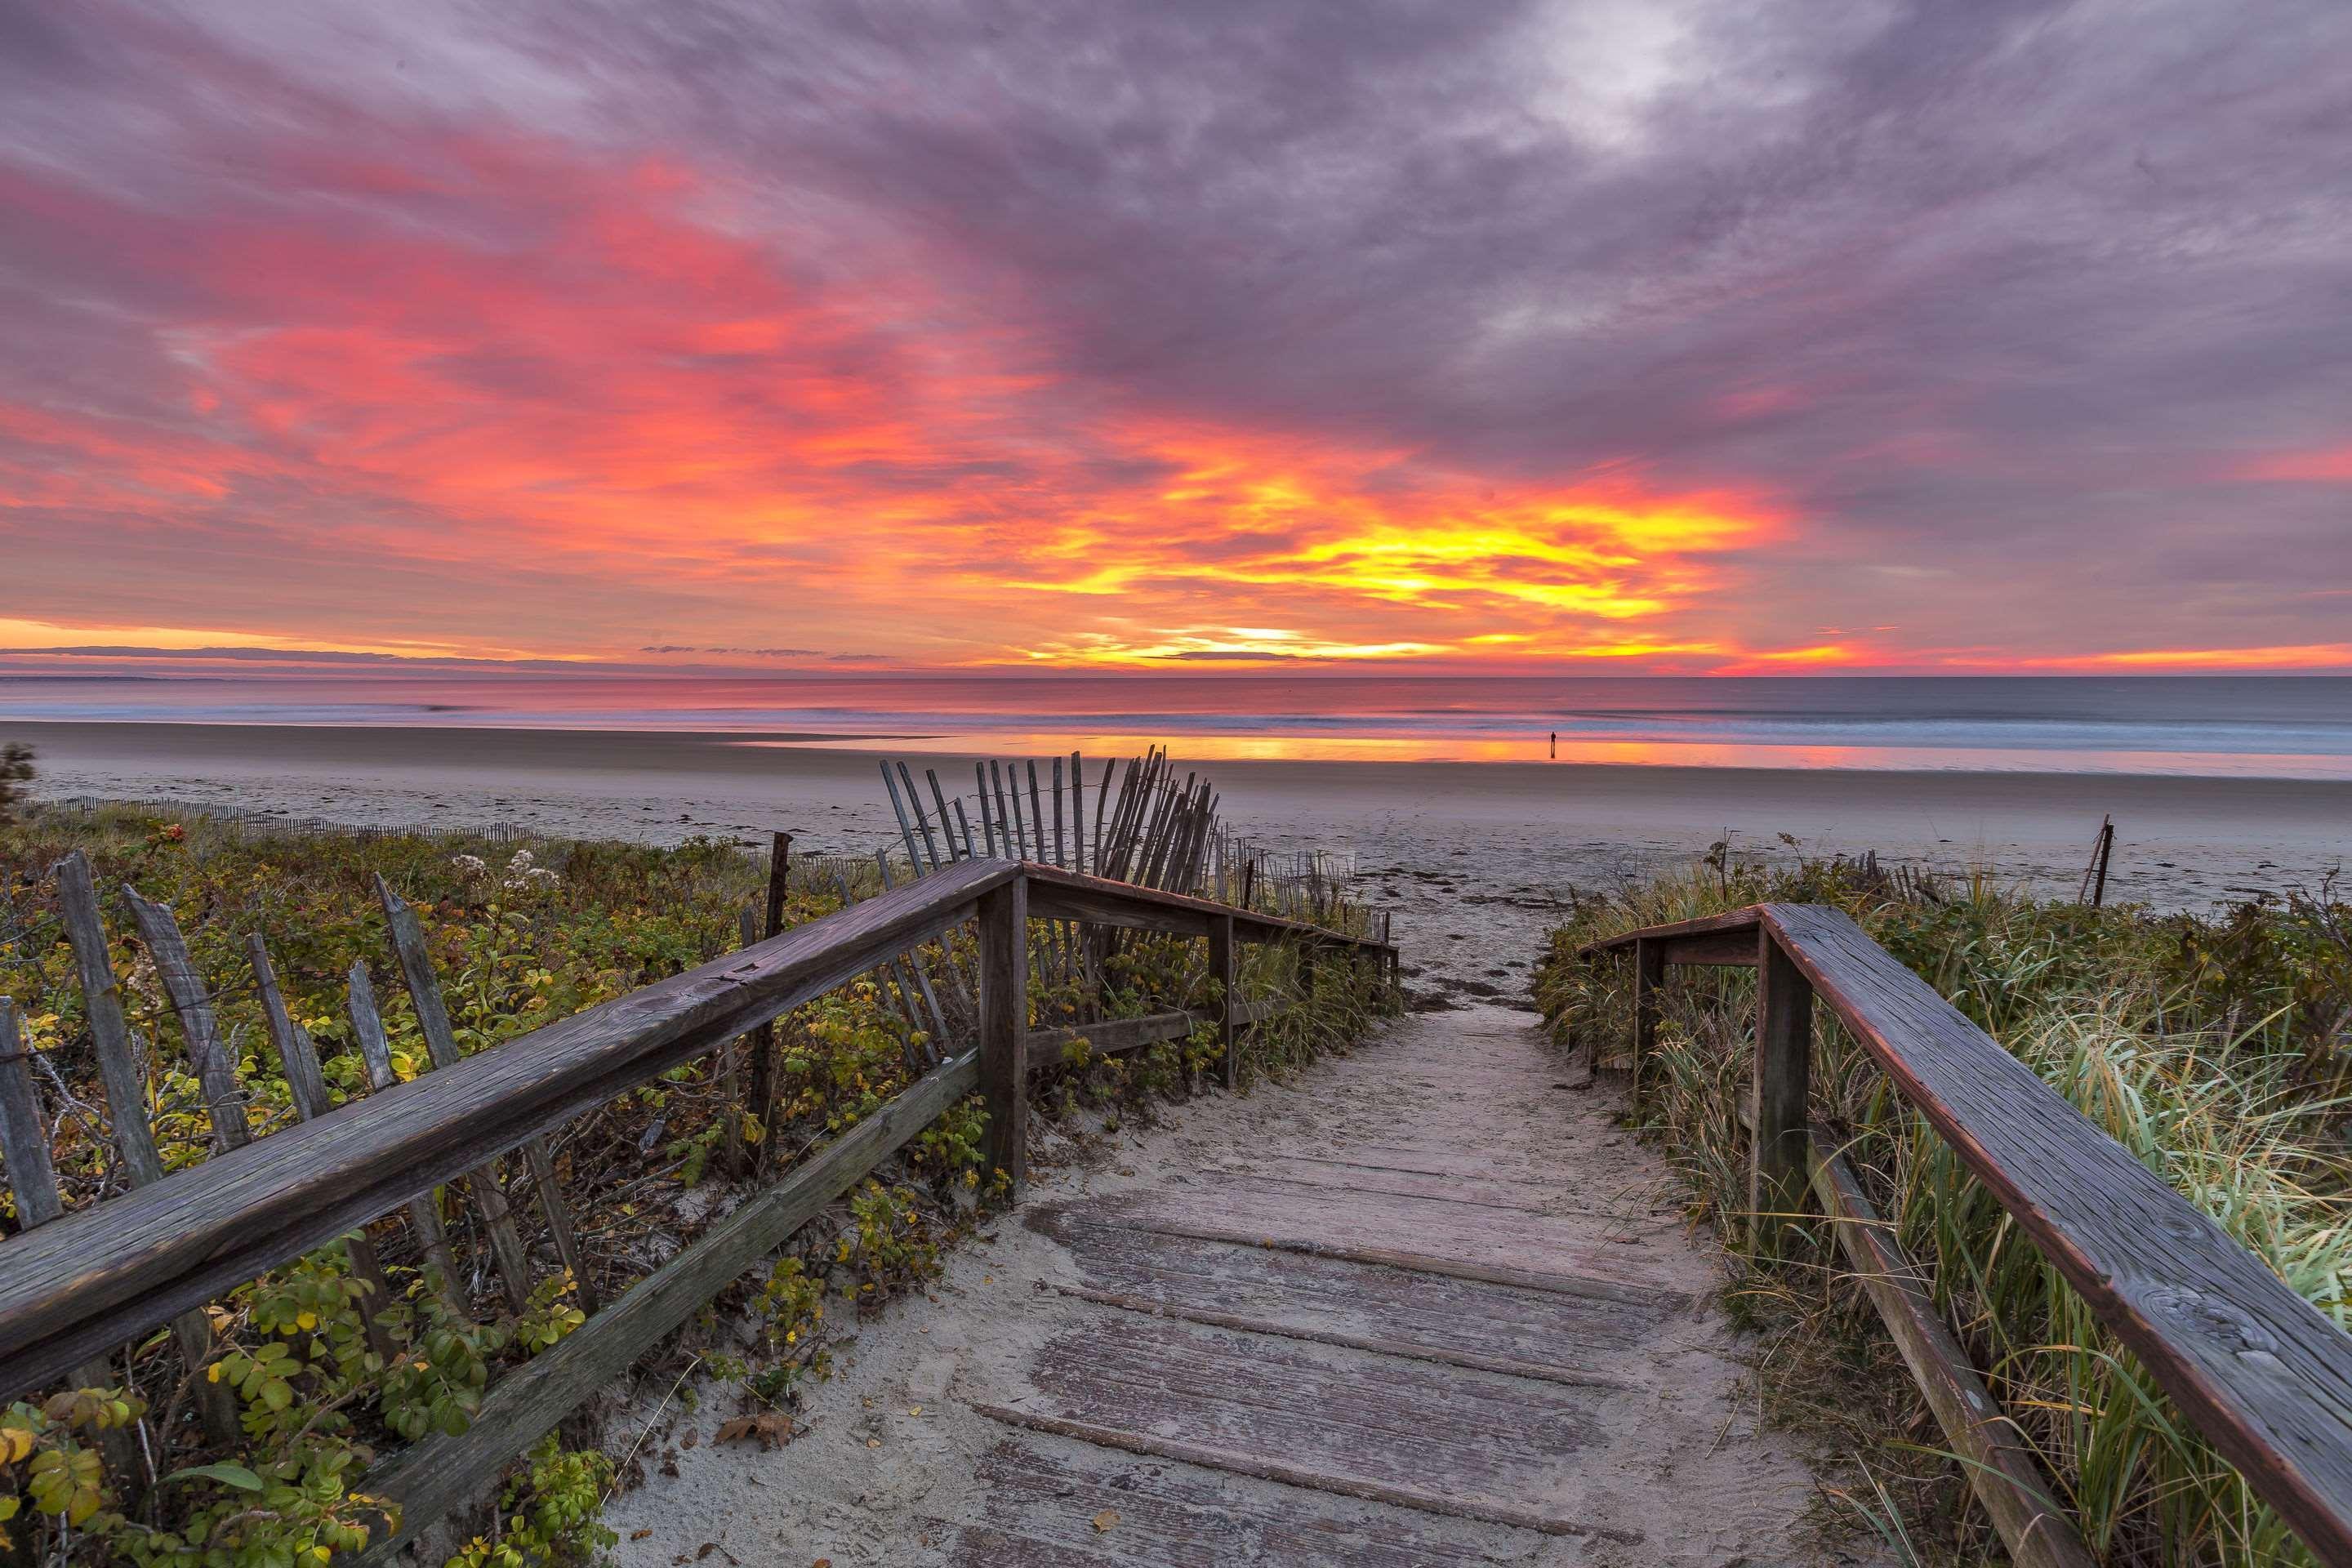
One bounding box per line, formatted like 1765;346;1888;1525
0;853;1396;1559
1582;904;2352;1567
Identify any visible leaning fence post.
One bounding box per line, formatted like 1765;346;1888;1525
1751;929;1814;1256
52;853;241;1447
1209;914;1239;1091
978;875;1029;1196
1631;938;1664;1113
746;831;791;1169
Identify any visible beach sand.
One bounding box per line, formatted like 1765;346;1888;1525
15;719;2350;1005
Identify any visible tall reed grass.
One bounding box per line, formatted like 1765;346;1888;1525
1534;850;2350;1566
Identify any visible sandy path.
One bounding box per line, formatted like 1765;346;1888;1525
603;1004;1841;1566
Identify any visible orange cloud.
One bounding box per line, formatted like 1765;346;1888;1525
2079;644;2352;670
1;135;1788;669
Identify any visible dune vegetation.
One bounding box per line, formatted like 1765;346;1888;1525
1533;847;2350;1567
0;799;1382;1567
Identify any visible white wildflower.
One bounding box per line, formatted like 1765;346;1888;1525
451;853;488;875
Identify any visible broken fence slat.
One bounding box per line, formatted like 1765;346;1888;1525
248;936;400;1365
347;961;466;1309
52;853;165;1187
122;885;252;1152
376;876;537;1313
55;858;238;1445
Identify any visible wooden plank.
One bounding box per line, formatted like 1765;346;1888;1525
978;878;1029;1195
720;909;751;1178
247;933;330;1116
1027;760;1048;869
1579;906;1763;958
0;857;1010;1400
347;963;465;1307
880;760;925;873
925;769;964;860
1760;902;2352;1562
1028;875;1213;938
381;879;595;1315
355;1049;980;1561
1209;914;1238;1091
976;1316;1625;1541
873;851;969;1027
1631;937;1664;1113
248;936;399;1365
948;1440;1527;1568
991;760;1015;861
1047;1216;1658;1385
376;876;535;1312
1008;760;1031;859
0;999;145;1494
1045;1187;1662;1306
122;886;252;1151
1808;1131;2093;1568
1024;865;1388;951
1024;1010;1193;1061
746;831;791;1162
900;761;945;872
51;853;164;1187
1749;928;1812;1256
1659;927;1762;967
52;858;238;1444
1069;751;1086;876
0;1000;67;1228
1089;752;1116;871
522;1138;596;1315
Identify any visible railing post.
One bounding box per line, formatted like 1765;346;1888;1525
1210;913;1239;1090
1751;929;1814;1255
978;874;1030;1196
746;831;791;1172
1631;938;1664;1112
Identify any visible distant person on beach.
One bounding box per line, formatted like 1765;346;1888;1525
1549;731;1557;759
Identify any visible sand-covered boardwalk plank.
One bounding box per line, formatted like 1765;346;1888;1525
606;1005;1835;1566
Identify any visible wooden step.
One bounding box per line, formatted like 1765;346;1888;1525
1047;1212;1671;1383
942;1439;1568;1566
976;1316;1636;1544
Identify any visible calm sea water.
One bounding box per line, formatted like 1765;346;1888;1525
2;673;2349;777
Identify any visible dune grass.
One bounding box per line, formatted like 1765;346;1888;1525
1532;849;2350;1567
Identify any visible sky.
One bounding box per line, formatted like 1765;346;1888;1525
2;0;2348;676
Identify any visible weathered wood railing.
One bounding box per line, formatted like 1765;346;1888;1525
1582;905;2352;1568
0;858;1396;1557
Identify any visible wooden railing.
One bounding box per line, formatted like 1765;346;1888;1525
1581;905;2352;1568
0;858;1395;1557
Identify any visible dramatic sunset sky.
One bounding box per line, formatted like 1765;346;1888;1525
2;1;2347;675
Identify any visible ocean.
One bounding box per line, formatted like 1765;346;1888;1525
4;667;2352;780
1;672;2347;778
0;667;2342;780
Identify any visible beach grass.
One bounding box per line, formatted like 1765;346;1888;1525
1532;849;2350;1567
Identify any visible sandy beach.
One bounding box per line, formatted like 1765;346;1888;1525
14;719;2350;1006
